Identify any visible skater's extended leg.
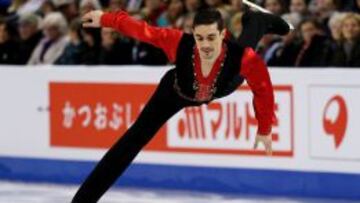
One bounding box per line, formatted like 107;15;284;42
72;71;193;203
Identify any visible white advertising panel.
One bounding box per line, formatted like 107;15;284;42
0;67;360;175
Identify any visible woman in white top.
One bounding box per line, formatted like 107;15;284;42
27;12;68;65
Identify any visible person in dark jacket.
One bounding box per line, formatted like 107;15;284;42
345;0;360;12
81;27;101;65
0;0;11;15
56;18;87;65
0;18;19;64
131;0;169;65
294;18;332;67
17;13;43;64
98;27;134;65
265;13;302;66
267;29;300;66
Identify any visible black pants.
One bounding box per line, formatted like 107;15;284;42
72;70;200;203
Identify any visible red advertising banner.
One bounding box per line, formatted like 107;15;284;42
50;82;293;157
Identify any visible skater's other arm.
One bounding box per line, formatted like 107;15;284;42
240;47;275;135
82;10;183;63
240;47;275;155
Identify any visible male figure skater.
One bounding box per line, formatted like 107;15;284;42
73;8;278;203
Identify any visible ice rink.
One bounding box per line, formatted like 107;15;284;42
0;181;357;203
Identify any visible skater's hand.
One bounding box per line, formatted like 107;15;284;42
253;134;272;156
82;10;104;28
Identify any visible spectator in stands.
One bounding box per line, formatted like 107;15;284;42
7;0;27;15
17;13;43;64
53;0;79;23
205;0;226;9
82;27;101;64
327;11;347;55
139;0;166;25
0;18;19;64
177;0;198;32
126;0;144;13
262;0;287;16
0;0;359;67
328;12;347;42
289;0;311;20
107;0;127;11
290;0;308;14
0;0;11;15
266;13;302;66
98;27;134;65
229;0;244;17
179;12;195;33
205;0;231;22
257;33;281;59
345;0;360;13
157;0;185;28
315;0;342;30
331;13;360;67
226;0;244;30
80;0;102;15
184;0;201;13
294;18;332;67
354;0;360;12
14;0;45;16
39;0;56;17
132;0;168;65
56;18;86;65
28;12;68;65
229;12;243;39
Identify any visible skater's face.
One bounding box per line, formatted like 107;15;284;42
193;23;225;60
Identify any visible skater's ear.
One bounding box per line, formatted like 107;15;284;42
220;28;226;40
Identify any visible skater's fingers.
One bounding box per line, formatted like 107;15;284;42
265;141;272;156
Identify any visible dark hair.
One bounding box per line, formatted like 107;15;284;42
262;0;288;14
0;17;5;26
299;18;323;31
193;8;224;31
0;18;18;38
333;0;343;10
70;18;84;41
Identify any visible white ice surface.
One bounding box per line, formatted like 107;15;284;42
0;181;357;203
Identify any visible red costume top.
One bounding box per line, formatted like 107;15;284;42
100;11;275;135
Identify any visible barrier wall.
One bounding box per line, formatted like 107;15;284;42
0;66;360;199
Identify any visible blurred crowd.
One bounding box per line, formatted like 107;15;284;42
0;0;359;67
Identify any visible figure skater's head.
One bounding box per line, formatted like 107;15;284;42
192;8;226;61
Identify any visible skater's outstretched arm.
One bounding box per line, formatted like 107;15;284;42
82;10;183;63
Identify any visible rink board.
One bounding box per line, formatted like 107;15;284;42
0;66;360;199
